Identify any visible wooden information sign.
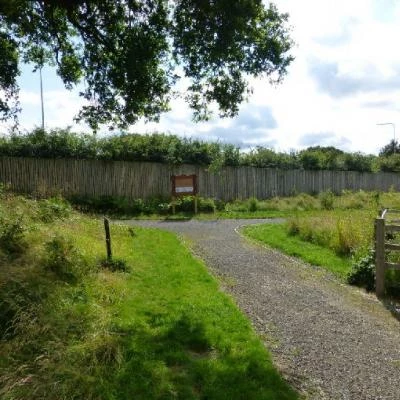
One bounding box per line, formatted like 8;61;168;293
171;174;198;213
171;174;197;197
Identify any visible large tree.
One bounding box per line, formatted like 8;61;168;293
0;0;293;130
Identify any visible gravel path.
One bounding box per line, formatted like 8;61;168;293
122;218;400;400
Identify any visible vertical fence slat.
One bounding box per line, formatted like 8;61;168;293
375;217;386;297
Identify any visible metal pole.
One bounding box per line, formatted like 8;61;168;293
39;66;44;130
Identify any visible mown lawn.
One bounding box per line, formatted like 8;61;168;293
0;194;298;400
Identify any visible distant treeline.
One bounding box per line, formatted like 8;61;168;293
1;128;400;173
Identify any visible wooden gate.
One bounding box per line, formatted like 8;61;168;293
375;209;400;297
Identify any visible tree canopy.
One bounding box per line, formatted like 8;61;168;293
0;0;293;130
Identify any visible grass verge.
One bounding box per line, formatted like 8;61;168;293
0;194;298;399
243;223;352;279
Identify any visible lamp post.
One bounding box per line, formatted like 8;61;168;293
39;65;44;130
377;122;396;143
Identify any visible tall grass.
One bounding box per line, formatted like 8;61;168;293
244;190;400;294
286;211;375;258
0;193;298;399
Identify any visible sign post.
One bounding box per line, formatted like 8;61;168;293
171;174;198;214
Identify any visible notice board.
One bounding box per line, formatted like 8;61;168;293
171;174;197;197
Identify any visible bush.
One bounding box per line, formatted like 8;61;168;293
248;197;258;212
319;190;335;210
214;198;226;212
157;202;170;215
0;215;27;255
175;196;195;212
172;196;216;213
286;218;300;236
38;197;72;222
347;249;375;291
43;236;87;282
199;197;216;213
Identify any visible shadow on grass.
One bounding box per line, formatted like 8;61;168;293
110;314;299;400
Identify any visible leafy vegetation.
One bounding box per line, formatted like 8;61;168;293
2;128;400;172
0;192;298;399
347;249;376;291
244;223;351;278
243;190;400;296
0;1;293;129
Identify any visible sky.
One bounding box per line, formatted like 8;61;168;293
2;0;400;155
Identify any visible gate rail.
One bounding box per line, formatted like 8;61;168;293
375;209;400;297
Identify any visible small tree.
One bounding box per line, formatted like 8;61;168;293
379;139;400;157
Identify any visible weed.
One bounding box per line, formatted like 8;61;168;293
347;249;375;291
248;197;259;212
100;258;130;272
319;190;335;210
198;197;216;213
0;214;27;255
43;235;87;282
38;196;72;222
214;198;226;211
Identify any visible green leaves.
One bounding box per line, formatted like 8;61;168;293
0;0;293;130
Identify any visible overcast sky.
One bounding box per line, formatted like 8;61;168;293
2;0;400;155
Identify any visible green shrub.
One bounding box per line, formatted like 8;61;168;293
214;198;226;211
248;197;258;212
43;236;87;282
319;190;335;210
38;197;72;222
225;199;248;212
157;202;170;215
176;195;196;212
199;197;216;213
172;196;216;213
286;218;300;236
0;215;27;255
347;249;375;291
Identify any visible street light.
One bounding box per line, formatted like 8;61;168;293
39;65;44;131
377;122;396;142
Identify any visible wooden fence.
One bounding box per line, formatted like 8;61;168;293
375;209;400;297
0;156;399;201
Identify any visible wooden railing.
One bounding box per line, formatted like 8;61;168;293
375;209;400;297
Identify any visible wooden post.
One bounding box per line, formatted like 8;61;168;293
194;196;198;214
375;217;385;297
172;197;176;215
104;217;112;260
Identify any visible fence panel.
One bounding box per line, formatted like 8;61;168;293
0;157;399;201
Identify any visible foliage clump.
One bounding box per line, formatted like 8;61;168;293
0;214;27;256
2;128;400;173
347;249;375;291
43;235;88;282
38;196;72;222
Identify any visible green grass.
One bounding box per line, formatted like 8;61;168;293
0;194;298;400
243;223;352;279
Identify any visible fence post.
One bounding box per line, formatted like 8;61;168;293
104;217;112;261
375;217;385;297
